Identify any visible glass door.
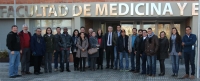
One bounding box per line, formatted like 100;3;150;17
157;22;172;39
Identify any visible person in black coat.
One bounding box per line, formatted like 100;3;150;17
71;29;79;71
157;31;169;76
140;30;148;74
96;29;104;70
117;29;129;71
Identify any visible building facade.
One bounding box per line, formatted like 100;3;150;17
0;0;199;56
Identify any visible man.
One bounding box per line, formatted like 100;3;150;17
59;27;72;72
145;28;159;77
104;26;117;69
6;25;22;78
88;28;93;68
134;29;143;73
54;27;62;71
114;25;121;70
31;28;45;75
140;30;148;74
80;26;89;38
181;26;197;79
117;29;129;71
128;28;137;72
18;24;32;75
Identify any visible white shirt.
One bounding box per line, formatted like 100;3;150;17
143;37;146;40
107;32;112;46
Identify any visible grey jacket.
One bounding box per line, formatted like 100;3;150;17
89;36;99;57
128;35;137;52
60;32;72;49
76;37;89;58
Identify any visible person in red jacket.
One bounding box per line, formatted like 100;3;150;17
18;24;32;75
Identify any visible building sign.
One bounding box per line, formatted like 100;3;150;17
0;2;199;18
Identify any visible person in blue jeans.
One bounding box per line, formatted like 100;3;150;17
181;26;197;79
6;25;22;78
145;28;159;77
128;28;137;72
114;25;121;70
140;30;148;74
117;29;129;71
54;27;62;71
169;28;182;77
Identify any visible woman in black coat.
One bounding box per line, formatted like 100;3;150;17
96;29;104;70
157;31;169;76
71;29;79;71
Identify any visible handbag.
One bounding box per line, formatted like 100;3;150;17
88;48;98;55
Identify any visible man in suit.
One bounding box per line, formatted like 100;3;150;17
104;26;117;69
114;25;121;70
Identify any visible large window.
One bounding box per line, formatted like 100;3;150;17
34;19;72;35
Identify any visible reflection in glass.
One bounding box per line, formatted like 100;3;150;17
41;20;52;27
158;24;171;39
53;20;72;27
174;24;181;35
121;24;133;36
35;20;40;27
143;24;156;33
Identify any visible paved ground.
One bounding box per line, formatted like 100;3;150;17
0;58;199;81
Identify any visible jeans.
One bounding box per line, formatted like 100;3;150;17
91;57;97;69
54;51;61;69
119;51;129;70
114;46;119;69
44;52;52;72
147;55;156;75
61;50;70;70
21;48;31;72
141;53;147;74
171;55;179;74
9;51;20;77
130;48;135;70
184;51;195;75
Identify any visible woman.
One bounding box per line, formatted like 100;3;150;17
96;29;104;70
76;32;89;72
43;27;54;73
157;31;169;76
169;27;182;77
89;31;99;71
71;29;79;71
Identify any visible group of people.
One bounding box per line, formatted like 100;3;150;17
6;24;197;80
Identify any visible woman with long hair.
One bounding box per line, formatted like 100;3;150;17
76;32;89;72
157;31;169;76
43;27;54;73
96;29;104;70
169;27;182;77
71;29;79;71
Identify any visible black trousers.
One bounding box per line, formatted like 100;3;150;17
79;57;86;70
136;52;141;71
106;46;114;68
159;59;165;74
97;48;103;66
34;56;42;73
91;57;97;69
73;52;79;68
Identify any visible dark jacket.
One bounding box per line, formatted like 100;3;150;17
117;35;129;53
60;32;72;50
31;34;45;56
43;34;55;53
134;35;142;52
104;32;117;49
6;31;21;51
182;34;197;52
140;37;147;54
18;30;31;50
89;36;99;57
157;37;169;59
169;35;182;53
71;36;79;52
54;33;62;51
145;34;159;56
